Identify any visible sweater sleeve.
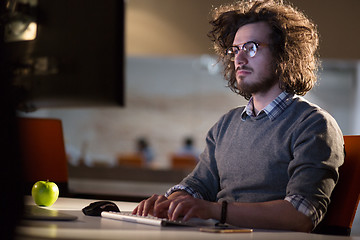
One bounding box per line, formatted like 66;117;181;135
286;107;345;224
178;119;223;202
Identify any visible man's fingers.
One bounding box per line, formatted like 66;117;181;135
142;194;160;216
143;194;160;216
171;200;195;221
182;207;196;222
167;195;190;220
133;194;201;221
136;200;145;216
132;206;138;215
133;194;159;216
167;195;207;221
153;195;170;217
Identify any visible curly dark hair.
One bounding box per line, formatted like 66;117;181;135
208;0;320;99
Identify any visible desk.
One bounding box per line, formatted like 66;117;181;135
16;196;360;240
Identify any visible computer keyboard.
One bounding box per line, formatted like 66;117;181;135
101;211;194;227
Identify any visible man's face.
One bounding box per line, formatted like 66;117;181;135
232;22;277;96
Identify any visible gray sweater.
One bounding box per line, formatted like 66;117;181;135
180;96;344;212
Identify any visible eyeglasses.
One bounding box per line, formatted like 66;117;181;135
225;41;268;61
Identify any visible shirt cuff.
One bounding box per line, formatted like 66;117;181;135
165;184;203;199
285;194;324;228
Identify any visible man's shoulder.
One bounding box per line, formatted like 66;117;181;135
291;96;331;117
290;96;339;126
292;95;319;108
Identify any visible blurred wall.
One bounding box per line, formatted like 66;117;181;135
20;0;360;168
126;0;360;59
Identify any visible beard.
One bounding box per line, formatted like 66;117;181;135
236;67;278;96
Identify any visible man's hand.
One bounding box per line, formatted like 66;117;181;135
132;191;220;222
162;194;220;221
132;194;169;218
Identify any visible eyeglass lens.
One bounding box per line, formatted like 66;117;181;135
227;42;258;60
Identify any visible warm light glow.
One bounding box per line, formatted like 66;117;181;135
5;21;37;42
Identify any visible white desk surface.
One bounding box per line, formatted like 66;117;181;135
16;196;360;240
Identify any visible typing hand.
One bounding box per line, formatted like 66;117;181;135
132;194;169;218
162;194;219;222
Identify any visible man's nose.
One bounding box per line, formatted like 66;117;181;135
234;51;248;66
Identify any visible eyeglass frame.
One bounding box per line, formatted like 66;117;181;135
225;41;269;61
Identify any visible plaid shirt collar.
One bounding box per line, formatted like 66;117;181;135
241;91;295;121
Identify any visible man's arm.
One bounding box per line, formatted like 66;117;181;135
226;200;313;232
133;189;312;232
164;194;313;232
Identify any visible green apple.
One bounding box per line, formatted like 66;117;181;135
31;180;59;207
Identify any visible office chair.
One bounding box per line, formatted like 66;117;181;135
171;154;198;170
17;117;69;196
314;135;360;236
117;153;144;167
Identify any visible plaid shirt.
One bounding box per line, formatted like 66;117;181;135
241;91;294;121
166;92;322;228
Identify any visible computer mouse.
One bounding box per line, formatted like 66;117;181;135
82;201;120;216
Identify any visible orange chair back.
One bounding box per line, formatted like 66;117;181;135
117;153;144;168
171;154;198;170
314;135;360;235
18;117;68;194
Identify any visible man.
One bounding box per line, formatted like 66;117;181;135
133;0;344;232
